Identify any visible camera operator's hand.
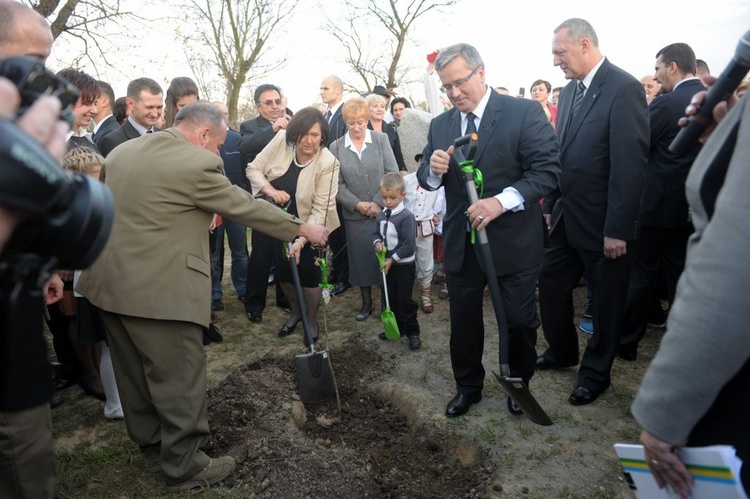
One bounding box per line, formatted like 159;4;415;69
0;76;69;162
43;273;64;305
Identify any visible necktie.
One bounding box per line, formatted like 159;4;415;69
570;81;586;120
462;112;476;155
384;209;392;218
325;109;332;123
146;128;153;134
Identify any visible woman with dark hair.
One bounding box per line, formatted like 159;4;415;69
246;107;340;343
332;97;399;321
113;96;129;125
390;97;411;127
56;67;101;151
530;78;556;128
164;77;200;128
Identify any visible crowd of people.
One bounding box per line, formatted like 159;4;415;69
1;1;748;496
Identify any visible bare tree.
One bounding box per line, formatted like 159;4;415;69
184;0;295;127
27;0;140;67
323;0;456;93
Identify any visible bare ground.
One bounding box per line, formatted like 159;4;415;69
51;271;662;498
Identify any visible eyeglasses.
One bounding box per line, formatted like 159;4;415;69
259;98;282;106
440;66;480;94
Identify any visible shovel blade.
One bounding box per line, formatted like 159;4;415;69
296;349;336;404
381;309;400;340
493;371;553;426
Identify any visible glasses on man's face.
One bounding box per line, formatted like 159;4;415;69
259;98;282;107
346;120;367;128
439;66;480;94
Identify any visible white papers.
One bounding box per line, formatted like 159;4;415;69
614;443;747;498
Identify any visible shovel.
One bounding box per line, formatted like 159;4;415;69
288;243;337;404
453;133;553;426
376;246;400;340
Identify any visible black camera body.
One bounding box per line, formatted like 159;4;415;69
0;56;114;270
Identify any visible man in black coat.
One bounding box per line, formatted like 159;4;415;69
417;43;560;418
618;43;704;360
98;78;163;159
537;18;649;405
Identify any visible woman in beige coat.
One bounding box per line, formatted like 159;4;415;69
247;107;339;343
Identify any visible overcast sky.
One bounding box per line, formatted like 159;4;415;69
49;0;750;111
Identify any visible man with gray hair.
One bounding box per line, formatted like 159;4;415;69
78;102;329;491
417;43;560;418
537;18;648;405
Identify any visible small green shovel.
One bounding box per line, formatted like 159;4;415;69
376;247;400;340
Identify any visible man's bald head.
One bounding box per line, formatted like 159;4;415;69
0;0;53;61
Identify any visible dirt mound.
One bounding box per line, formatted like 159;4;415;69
205;342;491;498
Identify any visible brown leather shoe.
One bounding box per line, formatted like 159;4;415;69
166;456;236;491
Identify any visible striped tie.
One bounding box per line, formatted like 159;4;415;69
571;81;586;120
462;112;476;155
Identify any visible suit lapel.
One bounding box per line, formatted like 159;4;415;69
560;59;610;150
474;92;502;163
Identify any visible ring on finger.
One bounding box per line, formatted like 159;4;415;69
650;459;670;471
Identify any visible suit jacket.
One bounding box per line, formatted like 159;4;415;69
327;105;347;146
416;90;560;276
77;128;302;327
99;119;143;158
639;78;704;228
220;128;250;192
237;115;275;162
93;115;121;150
547;58;649;251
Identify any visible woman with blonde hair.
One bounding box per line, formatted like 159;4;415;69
332;97;399;321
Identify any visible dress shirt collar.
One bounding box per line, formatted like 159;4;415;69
344;128;373;150
461;84;491;130
579;55;606;92
127;115;152;135
673;76;702;91
93;114;113;134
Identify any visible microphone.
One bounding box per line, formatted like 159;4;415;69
669;30;750;155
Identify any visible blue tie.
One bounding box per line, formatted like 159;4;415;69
463;112;476;155
325;109;332;123
384;209;392;218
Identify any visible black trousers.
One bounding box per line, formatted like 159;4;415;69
538;217;632;392
619;225;692;356
447;234;539;394
329;203;349;284
243;230;287;316
379;261;419;337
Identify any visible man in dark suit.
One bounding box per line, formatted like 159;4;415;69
618;43;703;360
92;80;120;149
77;102;329;491
210;101;249;310
416;43;560;418
237;84;289;161
320;75;350;295
236;84;290;323
99;78;163;159
537;18;649;405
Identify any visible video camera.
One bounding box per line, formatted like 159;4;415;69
0;56;113;270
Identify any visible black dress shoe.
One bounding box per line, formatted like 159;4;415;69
247;312;262;323
52;375;78;391
79;380;106;401
507;396;523;415
355;306;372;321
445;392;482;418
211;299;224;311
204;323;223;343
333;281;351;296
50;392;64;409
535;355;556;370
535;355;575;370
568;386;601;406
278;320;299;337
408;335;422;350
